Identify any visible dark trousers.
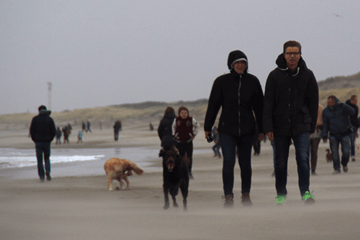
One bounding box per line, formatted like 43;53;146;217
212;142;221;156
329;134;351;171
35;142;51;180
309;138;321;172
219;133;253;196
274;132;310;196
114;130;120;141
176;141;193;173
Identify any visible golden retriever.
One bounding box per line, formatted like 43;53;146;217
104;158;144;191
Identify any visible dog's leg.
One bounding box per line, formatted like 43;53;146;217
116;177;124;190
163;184;170;209
170;186;179;208
107;174;114;191
123;175;130;190
180;181;189;211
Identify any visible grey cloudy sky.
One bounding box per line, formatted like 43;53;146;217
1;0;359;115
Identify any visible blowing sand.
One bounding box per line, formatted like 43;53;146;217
1;124;360;240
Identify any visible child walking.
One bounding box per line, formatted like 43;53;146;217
172;106;200;179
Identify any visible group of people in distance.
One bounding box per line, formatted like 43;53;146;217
30;39;358;207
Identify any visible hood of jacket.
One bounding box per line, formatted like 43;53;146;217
275;53;307;76
329;98;341;110
227;50;248;74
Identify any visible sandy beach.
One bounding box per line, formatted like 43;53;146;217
1;123;360;240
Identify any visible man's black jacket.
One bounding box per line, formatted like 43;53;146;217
30;110;56;143
263;54;319;136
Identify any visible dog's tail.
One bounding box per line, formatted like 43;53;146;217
131;163;144;175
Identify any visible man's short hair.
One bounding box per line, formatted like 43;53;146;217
327;95;337;102
38;105;47;112
350;95;358;101
283;40;302;54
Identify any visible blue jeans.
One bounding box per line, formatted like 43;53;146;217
329;134;351;171
274;132;310;196
349;132;355;157
35;142;51;180
219;133;253;196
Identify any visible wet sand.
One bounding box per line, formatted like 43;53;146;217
1;126;360;239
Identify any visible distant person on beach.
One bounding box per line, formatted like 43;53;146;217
211;126;221;158
263;40;318;205
204;50;264;207
29;105;56;182
86;120;92;133
309;104;324;175
77;130;83;143
157;107;176;147
82;121;87;133
322;95;355;173
55;127;62;145
113;120;122;141
346;95;359;162
149;122;154;131
62;125;70;144
173;106;200;179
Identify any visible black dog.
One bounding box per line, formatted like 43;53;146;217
160;146;189;210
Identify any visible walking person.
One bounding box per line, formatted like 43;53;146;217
173;106;200;179
204;50;264;207
309;104;324;175
157;107;176;147
29;105;56;182
346;95;359;162
113;120;122;141
82;121;87;133
86;120;92;133
55;127;62;145
322;95;355;173
77;130;83;143
212;126;221;158
263;40;319;205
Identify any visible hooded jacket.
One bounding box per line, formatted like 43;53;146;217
204;50;263;137
30;110;57;143
345;99;359;130
322;98;355;138
263;54;319;136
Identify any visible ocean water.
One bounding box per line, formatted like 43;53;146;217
0;147;159;169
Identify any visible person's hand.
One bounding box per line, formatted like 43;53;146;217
266;132;274;141
205;131;210;138
258;133;264;142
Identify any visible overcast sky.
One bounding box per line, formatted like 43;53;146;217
1;0;359;115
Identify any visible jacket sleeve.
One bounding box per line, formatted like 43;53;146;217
192;117;200;137
307;72;319;134
321;109;329;139
252;78;264;134
204;78;222;132
342;103;355;116
157;121;163;140
262;73;275;134
50;119;57;141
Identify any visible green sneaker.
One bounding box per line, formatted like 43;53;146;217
302;191;315;204
275;195;286;205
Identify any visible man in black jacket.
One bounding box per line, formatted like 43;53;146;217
30;105;57;181
204;50;264;207
346;95;359;162
263;41;319;205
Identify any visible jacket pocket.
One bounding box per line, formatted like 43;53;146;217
301;105;312;123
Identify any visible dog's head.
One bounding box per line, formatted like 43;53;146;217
162;146;179;172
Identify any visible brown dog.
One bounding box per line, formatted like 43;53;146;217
326;149;332;163
104;158;144;191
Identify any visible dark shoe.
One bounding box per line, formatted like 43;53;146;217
343;166;348;173
333;169;341;174
46;172;52;181
223;195;234;208
311;169;317;175
241;193;252;206
40;178;45;182
351;157;356;162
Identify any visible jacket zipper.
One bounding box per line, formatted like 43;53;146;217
238;75;242;136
